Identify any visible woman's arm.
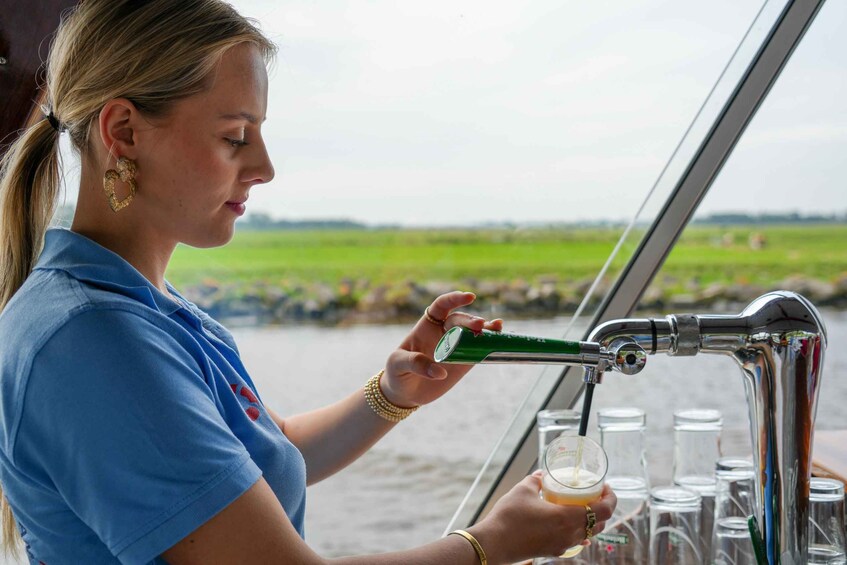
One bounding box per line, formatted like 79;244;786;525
161;473;617;564
271;291;502;485
162;477;497;564
269;390;395;486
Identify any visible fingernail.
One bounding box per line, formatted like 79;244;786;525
427;365;447;379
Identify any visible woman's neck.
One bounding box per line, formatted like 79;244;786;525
69;222;175;296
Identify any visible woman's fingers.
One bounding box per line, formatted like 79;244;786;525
484;318;504;332
443;311;488;332
590;485;617;522
423;291;503;334
426;291;476;322
388;349;447;380
522;470;543;491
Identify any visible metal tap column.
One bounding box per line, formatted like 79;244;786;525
585;291;827;564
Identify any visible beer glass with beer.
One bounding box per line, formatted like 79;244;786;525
540;434;609;560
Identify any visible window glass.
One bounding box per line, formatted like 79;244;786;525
42;1;797;559
587;0;847;488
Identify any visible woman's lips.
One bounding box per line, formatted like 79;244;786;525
226;202;246;216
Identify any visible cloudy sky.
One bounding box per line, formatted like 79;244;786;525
61;0;846;226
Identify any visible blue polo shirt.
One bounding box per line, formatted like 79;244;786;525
0;228;307;564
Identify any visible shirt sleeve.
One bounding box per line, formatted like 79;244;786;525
13;307;262;564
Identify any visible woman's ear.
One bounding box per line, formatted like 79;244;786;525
97;98;140;160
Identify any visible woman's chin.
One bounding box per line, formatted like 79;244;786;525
183;224;236;249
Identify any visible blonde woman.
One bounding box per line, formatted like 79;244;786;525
0;1;615;563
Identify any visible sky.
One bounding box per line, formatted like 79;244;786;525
60;0;847;226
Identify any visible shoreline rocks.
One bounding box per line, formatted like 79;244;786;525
178;274;847;327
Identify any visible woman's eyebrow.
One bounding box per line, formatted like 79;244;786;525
217;111;265;124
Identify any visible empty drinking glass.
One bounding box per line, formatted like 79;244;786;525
808;477;846;564
710;457;756;565
649;486;702;565
672;408;722;559
537;409;582;469
712;457;755;520
583;408;650;564
712;517;755;565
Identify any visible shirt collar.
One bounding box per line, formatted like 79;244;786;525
34;228;183;316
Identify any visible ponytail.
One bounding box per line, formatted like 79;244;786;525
0;116;62;552
0;117;63;311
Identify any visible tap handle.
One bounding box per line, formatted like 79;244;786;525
433;327;597;365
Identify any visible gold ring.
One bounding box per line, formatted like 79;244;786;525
585;505;597;538
424;307;445;327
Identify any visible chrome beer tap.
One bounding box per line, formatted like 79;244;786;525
583;291;827;565
434;290;826;563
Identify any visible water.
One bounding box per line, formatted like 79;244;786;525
1;310;845;561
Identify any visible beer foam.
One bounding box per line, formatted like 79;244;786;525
542;467;604;505
550;467;602;489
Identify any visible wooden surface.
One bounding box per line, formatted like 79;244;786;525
813;430;847;483
0;0;79;153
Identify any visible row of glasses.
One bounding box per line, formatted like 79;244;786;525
653;456;757;565
535;408;847;564
650;460;847;565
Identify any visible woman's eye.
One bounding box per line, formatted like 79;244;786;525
225;138;248;148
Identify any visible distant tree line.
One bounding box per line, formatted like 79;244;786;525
50;205;845;230
239;211;372;230
693;211;847;225
236;210;846;230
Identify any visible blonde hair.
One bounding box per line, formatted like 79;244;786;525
0;0;275;553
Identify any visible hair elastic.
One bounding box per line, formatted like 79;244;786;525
40;105;65;133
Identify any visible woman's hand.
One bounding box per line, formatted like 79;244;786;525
380;290;502;408
472;472;617;564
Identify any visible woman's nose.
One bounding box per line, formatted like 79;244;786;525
244;138;275;185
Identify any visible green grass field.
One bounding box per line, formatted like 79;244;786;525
166;224;847;290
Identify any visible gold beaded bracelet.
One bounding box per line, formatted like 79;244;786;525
448;529;487;565
363;370;418;422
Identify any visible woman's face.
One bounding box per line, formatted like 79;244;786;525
134;43;274;249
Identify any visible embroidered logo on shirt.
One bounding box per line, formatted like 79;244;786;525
19;524;44;563
230;383;261;421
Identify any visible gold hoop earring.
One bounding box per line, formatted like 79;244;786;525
103;156;137;212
